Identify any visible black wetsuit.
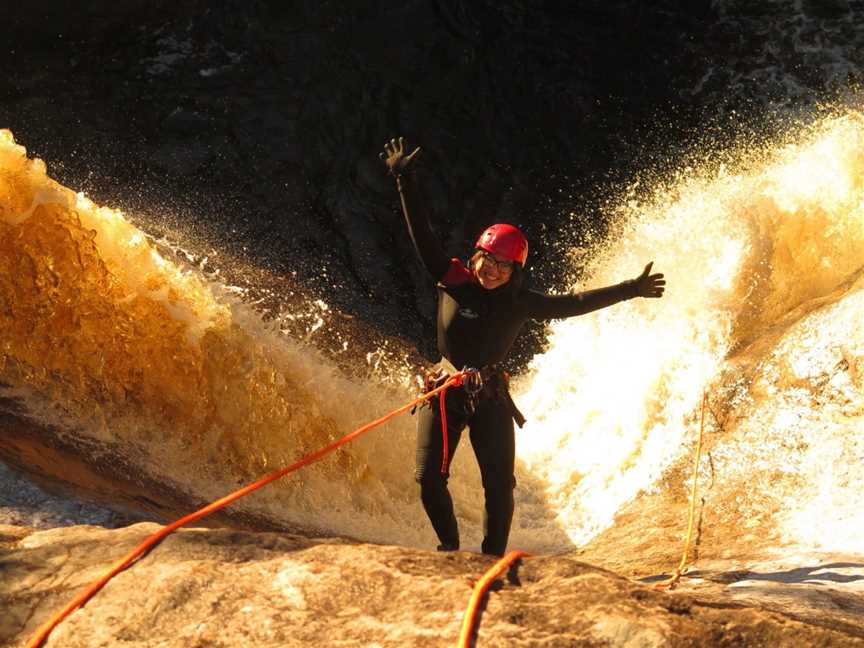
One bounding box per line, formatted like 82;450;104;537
398;172;638;555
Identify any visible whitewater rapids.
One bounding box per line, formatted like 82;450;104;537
1;109;863;557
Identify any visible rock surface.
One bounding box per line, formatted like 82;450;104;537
2;522;864;648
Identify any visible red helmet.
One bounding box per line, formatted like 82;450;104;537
475;223;528;267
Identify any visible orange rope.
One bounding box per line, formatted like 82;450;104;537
25;373;468;648
652;391;707;591
436;370;470;475
457;549;529;648
440;385;450;474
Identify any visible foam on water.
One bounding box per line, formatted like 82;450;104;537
2;109;863;553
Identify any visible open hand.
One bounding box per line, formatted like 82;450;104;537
634;262;665;298
379;136;421;176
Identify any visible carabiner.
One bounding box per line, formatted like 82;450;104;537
461;366;484;396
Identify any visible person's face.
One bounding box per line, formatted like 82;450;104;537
474;250;515;290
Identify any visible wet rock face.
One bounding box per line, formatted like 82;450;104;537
702;0;864;110
1;1;714;365
4;2;862;365
3;522;863;648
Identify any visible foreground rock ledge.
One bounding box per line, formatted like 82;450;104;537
1;523;862;648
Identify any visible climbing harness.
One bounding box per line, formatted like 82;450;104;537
652;391;707;591
417;359;526;475
24;372;470;648
413;363;477;475
458;550;530;648
438;366;480;474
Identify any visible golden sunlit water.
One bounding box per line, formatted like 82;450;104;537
0;128;433;545
1;109;863;555
512;109;864;552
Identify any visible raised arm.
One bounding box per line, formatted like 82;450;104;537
381;137;450;280
525;262;666;320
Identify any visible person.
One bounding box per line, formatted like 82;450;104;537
380;136;665;556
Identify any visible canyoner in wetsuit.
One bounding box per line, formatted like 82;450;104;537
381;137;666;556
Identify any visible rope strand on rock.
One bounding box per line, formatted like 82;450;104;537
652;391;707;591
25;372;469;648
458;550;530;648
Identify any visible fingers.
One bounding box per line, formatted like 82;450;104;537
380;137;420;179
644;276;666;298
406;146;421;163
381;137;412;156
637;263;666;298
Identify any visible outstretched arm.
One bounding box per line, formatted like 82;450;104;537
526;262;666;320
381;137;450;280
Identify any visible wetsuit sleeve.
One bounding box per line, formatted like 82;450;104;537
396;172;451;281
524;280;639;320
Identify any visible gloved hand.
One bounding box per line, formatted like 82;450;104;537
633;262;666;298
379;136;421;177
